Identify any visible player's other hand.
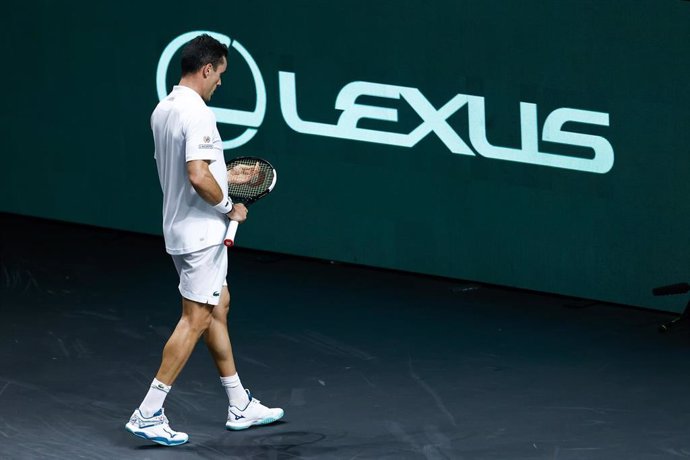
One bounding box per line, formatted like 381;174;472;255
227;203;248;223
228;162;260;185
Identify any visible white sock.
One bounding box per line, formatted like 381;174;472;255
139;378;171;418
221;373;249;408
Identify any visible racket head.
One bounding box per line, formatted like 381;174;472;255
225;156;277;205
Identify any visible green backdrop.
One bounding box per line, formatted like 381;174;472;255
2;1;689;311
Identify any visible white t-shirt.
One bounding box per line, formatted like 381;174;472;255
152;85;228;255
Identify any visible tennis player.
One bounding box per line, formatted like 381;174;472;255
125;34;283;446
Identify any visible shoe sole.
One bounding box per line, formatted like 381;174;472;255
225;410;285;431
125;424;189;446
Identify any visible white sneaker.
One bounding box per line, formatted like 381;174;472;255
225;389;284;430
125;408;189;446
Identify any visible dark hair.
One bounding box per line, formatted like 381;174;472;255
180;34;229;76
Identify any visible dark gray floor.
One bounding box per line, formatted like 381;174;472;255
2;213;690;459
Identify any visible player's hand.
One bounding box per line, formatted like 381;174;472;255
228;162;260;185
227;203;248;223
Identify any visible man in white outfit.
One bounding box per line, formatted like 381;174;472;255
125;34;283;447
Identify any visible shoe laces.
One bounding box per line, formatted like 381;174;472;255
141;408;168;425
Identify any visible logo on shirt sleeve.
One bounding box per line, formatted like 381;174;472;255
198;135;214;149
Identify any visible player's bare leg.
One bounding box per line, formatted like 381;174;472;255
126;298;212;446
203;285;284;430
203;286;237;377
156;299;214;384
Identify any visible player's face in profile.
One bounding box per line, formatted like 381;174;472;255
203;57;227;102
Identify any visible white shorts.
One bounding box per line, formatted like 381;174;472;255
171;244;228;306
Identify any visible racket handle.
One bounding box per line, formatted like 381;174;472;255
224;220;239;247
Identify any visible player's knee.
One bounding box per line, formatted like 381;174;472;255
194;314;213;333
184;307;213;333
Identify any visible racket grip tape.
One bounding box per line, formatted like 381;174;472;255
224;220;240;247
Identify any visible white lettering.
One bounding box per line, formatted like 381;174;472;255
279;71;613;173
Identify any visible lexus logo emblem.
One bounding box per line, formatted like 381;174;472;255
156;30;267;150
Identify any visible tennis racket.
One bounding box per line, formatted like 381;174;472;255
223;156;277;247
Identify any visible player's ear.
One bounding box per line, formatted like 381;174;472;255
202;63;212;78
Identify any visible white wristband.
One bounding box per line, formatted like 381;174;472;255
212;198;233;214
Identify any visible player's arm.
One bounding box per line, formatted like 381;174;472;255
187;160;247;222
